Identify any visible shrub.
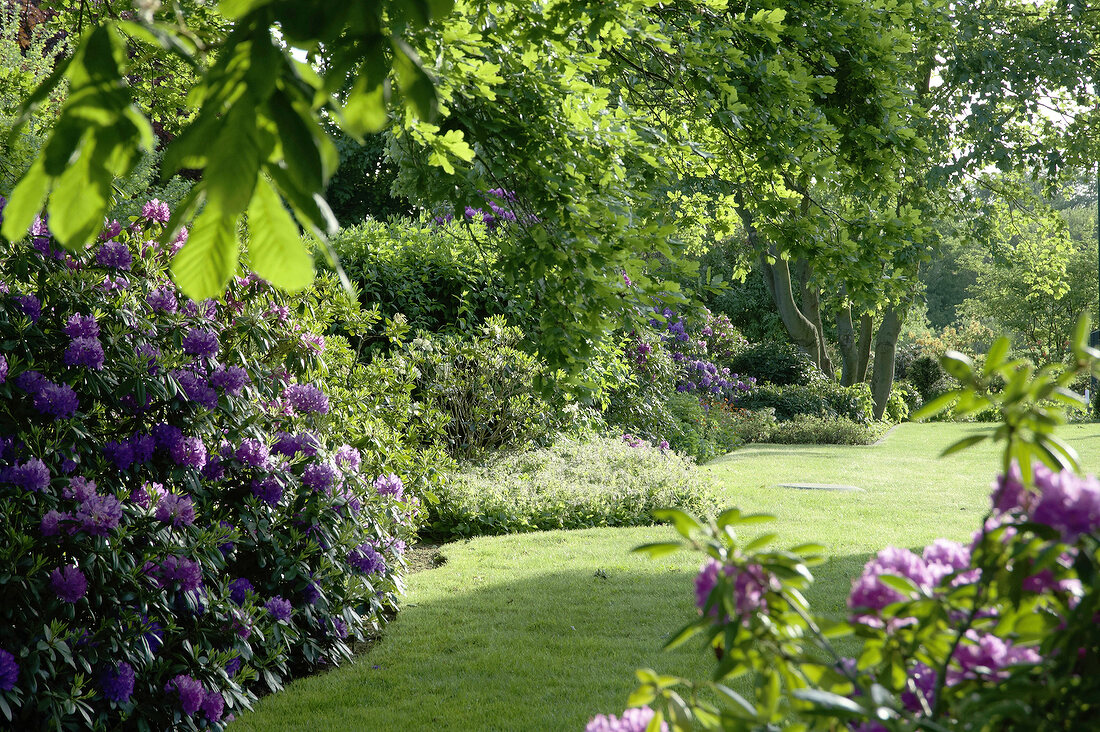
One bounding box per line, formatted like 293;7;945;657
908;353;948;401
724;340;821;386
330;219;531;337
608;323;1100;731
406;317;556;461
725;407;777;444
736;381;874;423
764;416;887;445
0;205;417;728
423;436;718;540
661;394;744;463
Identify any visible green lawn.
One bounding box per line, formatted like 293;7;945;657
232;423;1100;731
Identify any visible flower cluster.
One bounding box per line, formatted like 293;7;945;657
0;200;418;729
585;706;667;732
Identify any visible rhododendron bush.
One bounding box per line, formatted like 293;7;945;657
0;202;419;728
597;324;1100;731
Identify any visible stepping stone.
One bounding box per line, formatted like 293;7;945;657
779;483;863;492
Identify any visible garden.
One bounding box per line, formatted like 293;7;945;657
1;1;1099;731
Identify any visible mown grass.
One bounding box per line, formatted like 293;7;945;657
233;422;1100;731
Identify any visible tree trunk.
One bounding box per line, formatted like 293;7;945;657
856;313;873;383
837;302;858;386
759;252;828;369
871;307;904;420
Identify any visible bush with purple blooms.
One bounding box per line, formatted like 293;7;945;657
0;202;422;729
603;325;1100;731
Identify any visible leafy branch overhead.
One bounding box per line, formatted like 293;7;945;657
0;0;455;299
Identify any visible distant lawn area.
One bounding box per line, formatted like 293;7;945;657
232;423;1100;732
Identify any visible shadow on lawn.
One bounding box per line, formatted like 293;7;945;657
234;552;874;732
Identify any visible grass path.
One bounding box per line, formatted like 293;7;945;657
232;423;1100;731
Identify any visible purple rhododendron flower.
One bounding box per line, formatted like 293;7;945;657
210;365;249;395
142;198;171;223
226;657;243;677
348;544;385;575
303;462;340;494
51;564;87;602
201;689;224;722
0;354;6;384
251;476;283;506
330;617;348;638
285;383;329;414
147;286;178;314
64;313;99;339
373;473;404;500
64;476;97;501
236;438;269;468
96;240;132;270
0;648;18;691
14;293;41;322
104;440;135;470
158;556;202;592
335;445;361;471
75;493;123;536
14;369;47;393
229;578;254;605
101;219;122;240
130;481;165;508
947;630;1041;685
182;327;219;358
585;707;667;732
849;547;935;624
34;381;79;419
173;369;218;410
155;493;195;527
153;423;184;452
1029;466;1100;544
5;458;51;492
41;509;69;536
165;674;204;715
64;337;105;370
265;595;293;621
170;436;207;469
302;582;321;604
100;661;135;703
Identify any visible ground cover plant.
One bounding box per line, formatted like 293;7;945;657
424;435;719;540
229;421;1100;731
0;204;419;728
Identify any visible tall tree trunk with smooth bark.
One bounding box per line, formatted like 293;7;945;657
871;307;904;419
837;302;858;386
856;313;873;382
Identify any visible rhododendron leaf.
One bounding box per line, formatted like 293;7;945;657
743;533;777;552
983;337;1011;374
652;509;702;537
940;434;987;457
879;574;921;596
644;710;665;732
0;159;49;242
632;542;682;559
913;391;959;421
791;688;864;716
248;177;315;292
172;206;240;299
716;508;742;527
942;350;974;380
662;619;703;650
713;683;756;718
737;513;776;525
626;685;656;707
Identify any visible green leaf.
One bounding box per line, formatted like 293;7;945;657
626;685;657;708
983;337;1010;374
716;508;742;528
743;533;777;551
392;38;437;119
48;143;111;248
913;390;959;421
941;350;974;381
247;176;315;291
267;89;325;191
878;573;920;596
205;105;263;215
632;542;682;559
792;688;865;716
0;158;49;242
940;434;987;457
171;204;240;300
713;683;757;718
652;509;703;537
344;75;390;136
662;619;702;650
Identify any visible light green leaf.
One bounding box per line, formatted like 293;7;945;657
631;542;682;559
248;176;315;291
0;159;49;242
171;204;240;300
